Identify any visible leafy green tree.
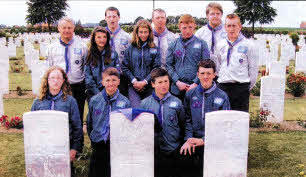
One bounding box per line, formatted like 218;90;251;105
233;0;277;36
26;0;69;32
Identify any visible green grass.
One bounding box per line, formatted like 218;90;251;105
249;98;306;121
3;98;88;122
4;98;34;118
248;131;306;177
0;131;305;177
0;133;25;177
9;72;32;91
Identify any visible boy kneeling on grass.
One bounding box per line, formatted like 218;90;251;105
140;67;191;177
180;59;230;177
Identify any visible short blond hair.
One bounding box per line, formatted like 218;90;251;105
206;2;223;15
178;14;195;24
225;13;241;25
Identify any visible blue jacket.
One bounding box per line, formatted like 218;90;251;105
31;91;83;152
85;50;120;96
140;92;191;153
166;35;210;95
184;82;230;140
87;89;131;143
121;43;161;83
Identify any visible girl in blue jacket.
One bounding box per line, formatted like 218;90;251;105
31;66;83;177
122;19;161;107
85;26;120;100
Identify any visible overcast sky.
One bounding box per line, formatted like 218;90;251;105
0;1;305;28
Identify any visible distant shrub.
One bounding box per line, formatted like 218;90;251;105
167;24;180;33
121;25;133;33
251;79;261;96
290;32;300;46
0;30;6;38
282;31;288;35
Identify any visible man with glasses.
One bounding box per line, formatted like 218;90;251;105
104;6;131;97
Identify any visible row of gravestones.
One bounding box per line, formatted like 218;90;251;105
23;109;249;177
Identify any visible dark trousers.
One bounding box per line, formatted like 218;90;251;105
71;162;75;177
156;147;184;177
70;81;86;124
89;141;110;177
218;82;250;112
118;74;129;97
180;146;204;177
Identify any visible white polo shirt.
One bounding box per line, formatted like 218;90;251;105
216;34;258;89
47;36;88;84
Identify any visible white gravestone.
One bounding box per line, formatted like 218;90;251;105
23;111;70;177
31;53;48;95
0;47;9;94
260;76;285;123
295;51;306;73
110;111;154;177
8;43;16;58
204;110;249;177
269;61;286;80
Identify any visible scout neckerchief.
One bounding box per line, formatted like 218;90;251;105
101;89;119;142
139;41;148;70
152;91;171;125
106;26;121;49
207;23;222;54
59;38;74;73
100;49;106;71
178;35;196;66
226;33;244;66
46;90;63;110
153;28;168;50
198;82;216;120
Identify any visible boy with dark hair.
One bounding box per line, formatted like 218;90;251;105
87;67;130;177
140;67;191;177
180;59;230;177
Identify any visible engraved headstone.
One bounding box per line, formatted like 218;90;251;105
110;111;154;177
23;110;70;177
204;110;249;177
260;76;285;122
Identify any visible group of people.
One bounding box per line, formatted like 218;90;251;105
30;2;258;177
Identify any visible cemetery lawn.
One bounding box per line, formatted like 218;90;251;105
249;97;306;121
0;131;305;177
9;72;32;91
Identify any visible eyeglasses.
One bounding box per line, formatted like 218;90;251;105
48;77;63;81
